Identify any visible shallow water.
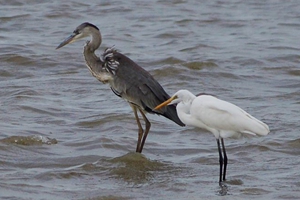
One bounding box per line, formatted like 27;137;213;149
0;0;300;199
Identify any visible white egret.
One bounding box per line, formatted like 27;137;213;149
154;89;270;183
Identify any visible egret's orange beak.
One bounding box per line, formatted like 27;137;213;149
154;96;176;110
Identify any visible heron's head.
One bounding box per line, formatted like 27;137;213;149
56;22;99;49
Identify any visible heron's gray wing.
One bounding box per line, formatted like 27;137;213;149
103;50;184;126
111;52;169;110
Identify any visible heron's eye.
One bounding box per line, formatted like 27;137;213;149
73;30;79;34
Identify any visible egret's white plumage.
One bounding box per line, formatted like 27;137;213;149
174;90;269;138
155;89;270;183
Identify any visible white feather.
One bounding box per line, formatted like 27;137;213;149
171;90;270;139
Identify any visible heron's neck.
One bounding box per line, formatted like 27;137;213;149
83;31;113;83
84;45;102;68
87;30;102;52
83;29;102;66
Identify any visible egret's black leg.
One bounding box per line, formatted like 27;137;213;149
221;138;227;181
217;138;223;183
139;109;151;153
130;104;143;153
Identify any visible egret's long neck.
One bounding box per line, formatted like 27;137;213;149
176;93;198;127
176;102;193;126
83;30;112;83
177;102;210;134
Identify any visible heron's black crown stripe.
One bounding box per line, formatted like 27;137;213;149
83;22;99;30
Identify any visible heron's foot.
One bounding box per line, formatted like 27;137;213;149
135;148;142;153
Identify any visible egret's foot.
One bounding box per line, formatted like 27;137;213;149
218;182;228;196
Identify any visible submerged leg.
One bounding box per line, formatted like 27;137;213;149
217;138;223;183
138;109;151;153
221;138;228;181
130;104;144;153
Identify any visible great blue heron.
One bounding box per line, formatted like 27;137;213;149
56;22;185;153
155;90;269;183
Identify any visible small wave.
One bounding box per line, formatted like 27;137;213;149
0;69;13;77
81;195;131;200
0;14;30;22
182;61;218;70
0;135;58;145
1;54;35;66
108;152;176;184
149;56;183;66
241;187;271;195
287;69;300;76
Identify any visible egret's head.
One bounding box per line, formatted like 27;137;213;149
173;90;196;103
154;90;195;110
56;22;99;49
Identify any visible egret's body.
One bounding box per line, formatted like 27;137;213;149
56;22;184;153
155;90;269;183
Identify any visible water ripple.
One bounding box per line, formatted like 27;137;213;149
0;135;57;145
0;0;299;199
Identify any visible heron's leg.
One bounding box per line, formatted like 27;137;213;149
217;138;223;184
221;138;227;181
138;109;151;153
130;104;144;153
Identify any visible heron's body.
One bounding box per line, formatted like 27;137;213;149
155;90;270;183
57;22;184;153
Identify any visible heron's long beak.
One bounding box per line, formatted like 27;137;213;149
56;34;77;49
154;96;176;110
